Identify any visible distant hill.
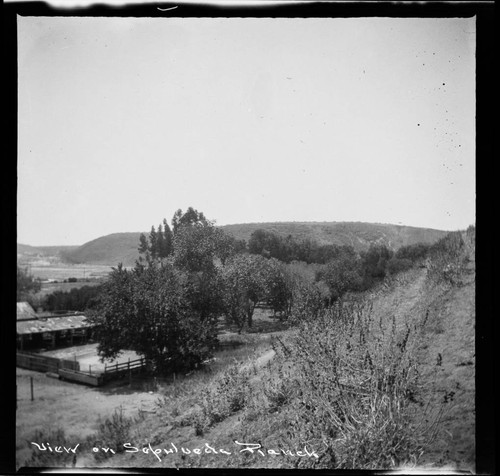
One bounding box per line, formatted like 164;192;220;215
38;222;450;267
222;222;449;252
61;232;143;267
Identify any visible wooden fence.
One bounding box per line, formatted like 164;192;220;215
58;368;104;386
17;352;80;373
58;357;147;387
17;352;147;387
102;357;147;382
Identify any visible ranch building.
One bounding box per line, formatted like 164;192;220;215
16;302;94;351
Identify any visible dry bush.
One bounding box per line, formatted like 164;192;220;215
260;300;437;469
90;406;134;461
192;362;251;435
427;229;474;286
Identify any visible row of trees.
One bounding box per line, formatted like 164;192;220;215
248;228;357;264
88;208;433;375
43;285;102;312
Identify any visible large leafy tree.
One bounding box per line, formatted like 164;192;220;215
221;254;278;331
88;263;218;373
318;249;363;302
93;207;239;374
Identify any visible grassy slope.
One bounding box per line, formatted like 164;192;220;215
37;222;449;267
78;252;474;470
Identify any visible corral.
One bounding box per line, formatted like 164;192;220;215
16;302;146;386
17;344;146;386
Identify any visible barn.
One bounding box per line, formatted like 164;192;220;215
16;302;94;351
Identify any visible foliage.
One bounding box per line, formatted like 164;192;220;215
221;254;272;331
17;266;41;301
318;249;363;302
173;225;229;273
395;242;431;262
137;219;173;264
192;363;250;436
90;407;133;460
43;284;102;312
261;300;431;469
386;257;413;276
172;206;210;234
360;244;394;287
88;262;219;373
220;254;293;330
248;228;360;265
427;229;472;286
289;280;329;324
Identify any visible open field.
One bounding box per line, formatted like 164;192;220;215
35;280;103;298
29;264;113;281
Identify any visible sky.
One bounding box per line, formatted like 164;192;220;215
17;15;476;246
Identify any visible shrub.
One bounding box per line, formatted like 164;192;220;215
261;364;296;413
268;300;431;469
192;363;250;435
427;231;469;286
387;257;413;275
90;406;133;460
395;243;431;262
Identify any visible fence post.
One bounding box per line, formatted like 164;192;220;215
89;365;92;375
30;377;34;402
128;358;131;385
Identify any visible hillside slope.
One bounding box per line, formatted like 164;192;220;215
222;221;448;251
77;231;475;471
62;232;142;266
47;222;449;266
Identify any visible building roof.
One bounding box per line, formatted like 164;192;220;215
17;302;37;321
17;314;93;335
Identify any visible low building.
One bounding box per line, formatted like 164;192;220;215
16;302;94;351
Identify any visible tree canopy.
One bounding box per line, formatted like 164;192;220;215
17;266;41;302
88;263;219;373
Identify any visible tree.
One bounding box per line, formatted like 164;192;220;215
318;250;363;303
221;254;273;331
360;244;393;288
137;220;174;265
88;263;219;374
17;266;41;302
264;258;294;318
172;207;209;235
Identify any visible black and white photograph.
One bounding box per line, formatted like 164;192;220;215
8;1;493;473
